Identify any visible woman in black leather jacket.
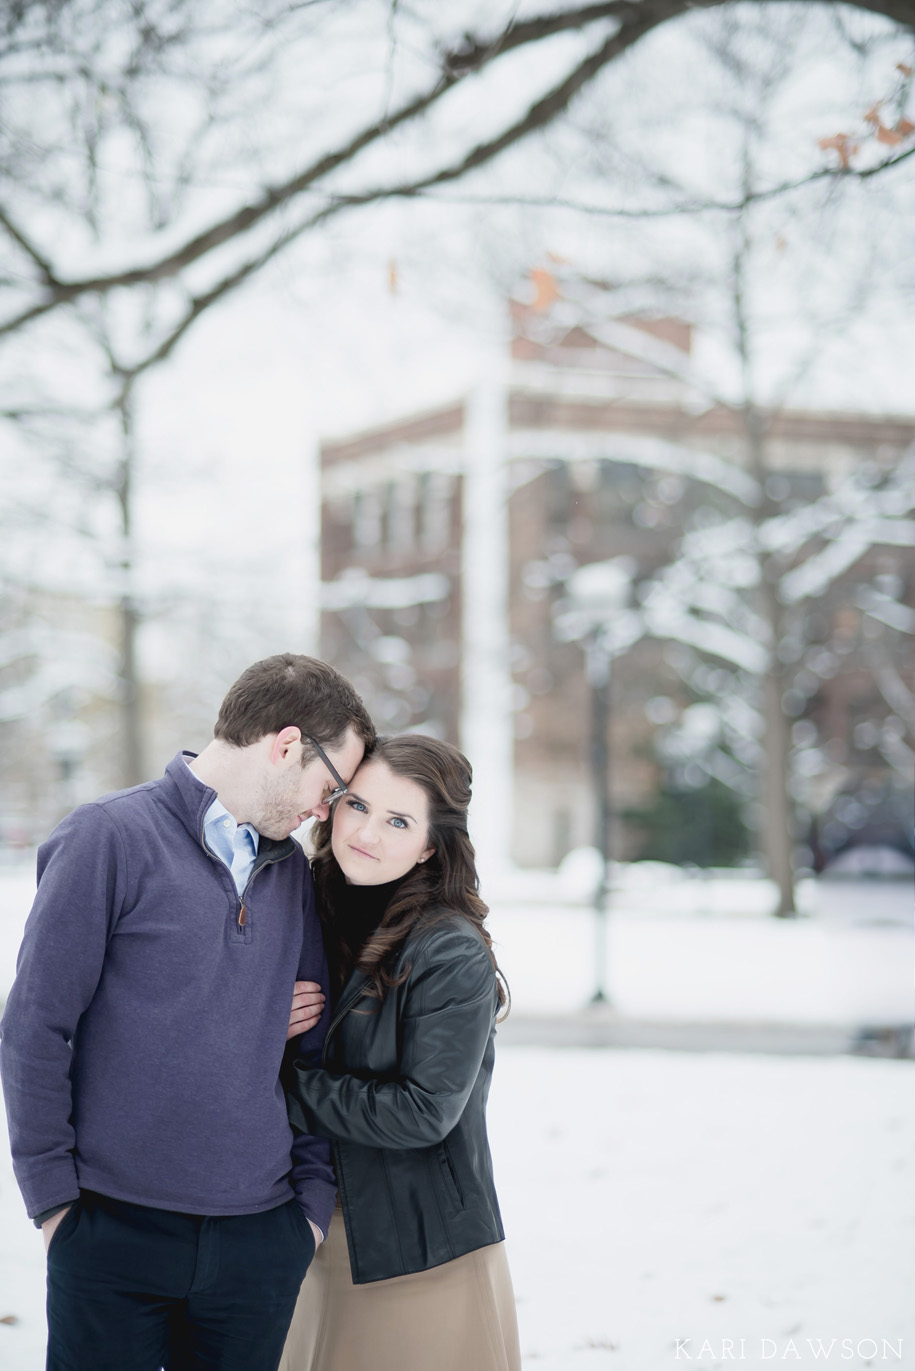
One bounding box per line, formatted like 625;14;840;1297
279;735;519;1371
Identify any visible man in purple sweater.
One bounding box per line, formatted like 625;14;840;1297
0;653;374;1371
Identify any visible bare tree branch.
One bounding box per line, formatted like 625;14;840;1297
415;141;915;218
0;0;910;343
0;1;688;340
0;68;461;334
850;0;915;27
112;10;681;389
0;205;58;283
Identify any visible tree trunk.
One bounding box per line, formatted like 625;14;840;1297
758;592;797;916
115;398;144;788
744;402;796;916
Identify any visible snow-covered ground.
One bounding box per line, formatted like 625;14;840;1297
0;860;912;1368
1;1048;911;1370
2;857;910;1029
490;1049;914;1370
487;868;912;1027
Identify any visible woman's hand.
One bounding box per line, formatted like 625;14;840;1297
287;981;326;1040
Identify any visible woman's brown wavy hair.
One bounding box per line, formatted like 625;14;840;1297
309;734;508;1016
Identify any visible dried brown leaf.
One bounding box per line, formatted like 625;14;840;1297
530;267;559;313
817;133;859;167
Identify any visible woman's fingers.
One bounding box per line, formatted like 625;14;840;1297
292;980;325;1011
286;980;326;1040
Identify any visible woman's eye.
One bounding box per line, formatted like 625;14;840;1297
390;817;407;829
346;799;367;812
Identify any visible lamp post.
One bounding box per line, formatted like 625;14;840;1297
48;718;89;819
555;558;641;1008
586;630;612;1003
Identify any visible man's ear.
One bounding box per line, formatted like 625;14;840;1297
270;726;302;766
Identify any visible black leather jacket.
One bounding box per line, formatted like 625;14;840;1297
286;913;504;1284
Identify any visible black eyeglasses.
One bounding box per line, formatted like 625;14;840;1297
305;735;349;803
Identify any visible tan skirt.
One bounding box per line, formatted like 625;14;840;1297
279;1203;521;1371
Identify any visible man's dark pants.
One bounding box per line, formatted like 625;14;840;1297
46;1190;316;1371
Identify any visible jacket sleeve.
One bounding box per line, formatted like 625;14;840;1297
0;804;131;1219
286;870;337;1236
286;926;497;1150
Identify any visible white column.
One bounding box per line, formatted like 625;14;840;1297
460;358;514;882
300;430;322;655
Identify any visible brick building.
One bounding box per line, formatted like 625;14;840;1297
318;283;915;872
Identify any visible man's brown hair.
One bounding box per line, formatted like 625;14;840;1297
214;654;375;759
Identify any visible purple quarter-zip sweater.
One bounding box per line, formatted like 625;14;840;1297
0;753;335;1234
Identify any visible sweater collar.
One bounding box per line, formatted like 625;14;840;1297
162;751;296;866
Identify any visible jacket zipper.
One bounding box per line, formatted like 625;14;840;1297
197;818;288;933
321;983;371;1065
233;851;290;930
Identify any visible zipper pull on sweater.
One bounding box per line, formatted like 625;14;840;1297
238;904;247;928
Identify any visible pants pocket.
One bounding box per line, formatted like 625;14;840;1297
47;1197;82;1255
287;1201;317;1269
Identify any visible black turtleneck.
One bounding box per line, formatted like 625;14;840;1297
336;876;406;963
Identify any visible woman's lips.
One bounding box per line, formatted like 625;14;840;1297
348;844;379;860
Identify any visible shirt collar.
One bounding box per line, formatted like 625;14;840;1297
185;757;259;850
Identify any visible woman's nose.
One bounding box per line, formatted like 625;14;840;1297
354;817;380;845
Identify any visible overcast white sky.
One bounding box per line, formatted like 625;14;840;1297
3;1;913;670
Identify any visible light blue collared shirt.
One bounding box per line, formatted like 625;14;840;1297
186;761;259;895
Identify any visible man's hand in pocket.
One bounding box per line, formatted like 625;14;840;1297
42;1207;72;1252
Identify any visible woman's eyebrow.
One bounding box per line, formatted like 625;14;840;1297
387;809;415;822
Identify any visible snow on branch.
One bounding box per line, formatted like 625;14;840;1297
321;569;450;610
518;275;732;412
640;593;770;674
857;585;915;634
509;430;761;506
0;1;674;344
780;519;915;604
759;494;849;557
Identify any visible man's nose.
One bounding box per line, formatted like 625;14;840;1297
309;801;331;822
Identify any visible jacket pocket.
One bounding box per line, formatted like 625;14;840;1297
437;1141;464;1209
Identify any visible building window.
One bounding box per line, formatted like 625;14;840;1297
419;472;454;552
353;488;382;550
553;808;572;867
386;478;417;552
